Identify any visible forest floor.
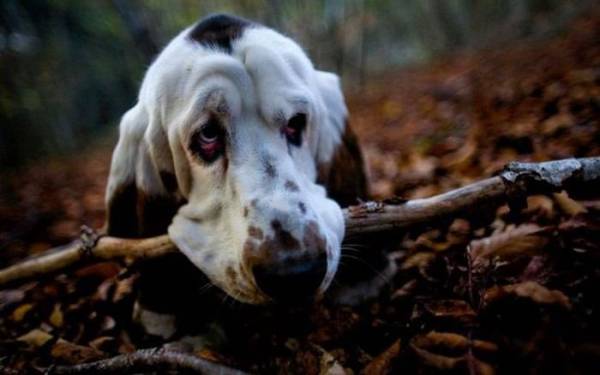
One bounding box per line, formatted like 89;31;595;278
1;11;600;375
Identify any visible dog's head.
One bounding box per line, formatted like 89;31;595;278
105;14;366;304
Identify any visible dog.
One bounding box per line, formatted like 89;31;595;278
105;14;370;337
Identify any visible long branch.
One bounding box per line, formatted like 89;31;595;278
49;347;247;375
1;157;598;287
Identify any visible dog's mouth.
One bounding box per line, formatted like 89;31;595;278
168;214;341;305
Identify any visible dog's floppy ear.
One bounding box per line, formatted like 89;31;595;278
105;104;182;237
314;71;368;207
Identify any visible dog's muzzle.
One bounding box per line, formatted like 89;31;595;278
243;199;332;303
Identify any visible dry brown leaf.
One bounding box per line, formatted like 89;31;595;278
311;345;347;375
361;339;402;375
400;252;440;281
423;299;477;324
49;303;64;328
320;351;347;375
11;303;34;322
391;279;418;301
113;274;137;303
440;138;477;171
411;331;497;354
411;344;462;369
553;191;587;216
483;281;571;309
470;224;552;267
400;252;436;271
89;336;117;352
17;329;53;347
51;339;105;364
465;354;496;375
524;195;555;219
74;262;120;280
410;332;497;372
541;112;575;134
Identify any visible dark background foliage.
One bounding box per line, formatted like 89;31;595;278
0;0;594;168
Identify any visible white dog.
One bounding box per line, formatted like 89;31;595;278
105;14;367;336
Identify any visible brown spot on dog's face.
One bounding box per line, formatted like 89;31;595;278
303;220;327;252
284;180;299;192
271;220;300;250
226;266;237;282
264;159;277;178
298;201;307;214
248;226;264;240
244;239;256;256
243;206;249;217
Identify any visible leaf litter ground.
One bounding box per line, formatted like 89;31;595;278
1;11;600;375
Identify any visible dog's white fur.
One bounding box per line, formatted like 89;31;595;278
106;19;350;304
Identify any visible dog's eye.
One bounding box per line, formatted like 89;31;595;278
282;113;306;146
190;117;225;163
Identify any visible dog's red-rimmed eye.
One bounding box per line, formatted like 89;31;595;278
190;117;225;163
283;113;306;146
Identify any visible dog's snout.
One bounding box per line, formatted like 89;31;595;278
252;253;327;302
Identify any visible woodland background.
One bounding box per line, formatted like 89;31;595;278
1;1;600;374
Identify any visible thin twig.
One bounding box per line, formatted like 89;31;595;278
48;347;247;374
0;236;176;287
1;157;598;288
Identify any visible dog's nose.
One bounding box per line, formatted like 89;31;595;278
253;254;327;302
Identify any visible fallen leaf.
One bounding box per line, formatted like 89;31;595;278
411;331;497;355
49;303;64;328
391;279;418;300
400;252;439;281
483;281;571;309
423;299;477;324
89;336;117;352
17;329;53;347
320;349;347;375
524;195;555;220
11;303;34;322
553;191;587;216
411;344;462;369
74;262;120;280
410;332;497;372
113;274;137;303
361;339;402;375
400;252;436;271
470;224;552;268
51;339;105;364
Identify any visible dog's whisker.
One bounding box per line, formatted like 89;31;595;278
340;254;392;286
197;282;216;295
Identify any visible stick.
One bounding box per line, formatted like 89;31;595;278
48;347;247;375
0;236;176;286
345;157;600;236
1;157;598;287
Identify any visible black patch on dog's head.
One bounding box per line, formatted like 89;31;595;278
188;14;252;53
